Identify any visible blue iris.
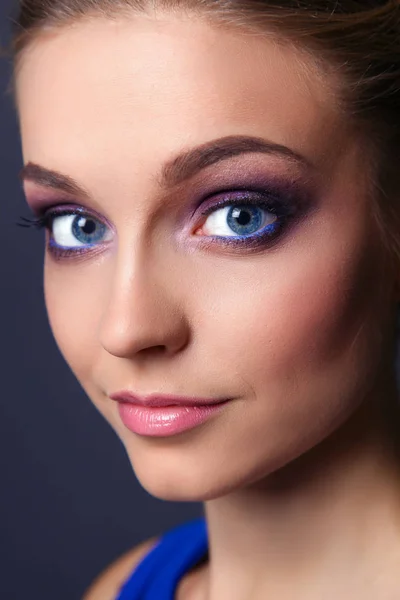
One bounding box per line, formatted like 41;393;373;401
72;215;107;245
227;205;266;236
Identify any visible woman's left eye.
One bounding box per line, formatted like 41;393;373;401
193;192;294;246
198;204;278;238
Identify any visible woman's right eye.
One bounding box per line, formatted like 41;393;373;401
50;212;113;249
17;206;115;259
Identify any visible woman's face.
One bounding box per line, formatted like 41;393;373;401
16;13;397;500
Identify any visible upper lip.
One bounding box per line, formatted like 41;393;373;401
109;391;231;407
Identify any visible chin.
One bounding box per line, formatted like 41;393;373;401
122;446;243;502
121;442;289;503
129;460;225;502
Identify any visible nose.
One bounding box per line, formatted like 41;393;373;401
98;249;190;359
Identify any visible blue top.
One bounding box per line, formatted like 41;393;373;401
115;517;209;600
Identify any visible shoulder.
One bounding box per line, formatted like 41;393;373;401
82;535;160;600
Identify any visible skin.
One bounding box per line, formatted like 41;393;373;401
15;10;400;599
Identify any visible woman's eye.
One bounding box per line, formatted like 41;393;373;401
49;212;113;250
199;204;277;238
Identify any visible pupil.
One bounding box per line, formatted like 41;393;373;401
232;208;251;226
237;210;250;226
78;217;96;235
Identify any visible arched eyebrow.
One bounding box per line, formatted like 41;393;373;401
19;134;313;197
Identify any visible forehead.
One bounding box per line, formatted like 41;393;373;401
15;14;343;182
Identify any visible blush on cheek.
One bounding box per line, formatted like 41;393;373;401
223;246;382;393
264;257;383;381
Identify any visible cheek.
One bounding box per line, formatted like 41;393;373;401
44;262;104;385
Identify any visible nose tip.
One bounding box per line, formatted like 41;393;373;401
100;312;190;358
98;278;190;359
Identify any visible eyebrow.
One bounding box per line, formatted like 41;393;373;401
19;134;313;197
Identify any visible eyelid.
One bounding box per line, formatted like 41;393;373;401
24;189;113;222
196;188;297;220
42;203;116;232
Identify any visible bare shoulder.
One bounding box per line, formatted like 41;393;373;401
82;535;159;600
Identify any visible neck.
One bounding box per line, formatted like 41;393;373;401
202;378;400;600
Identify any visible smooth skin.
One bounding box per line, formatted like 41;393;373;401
15;9;400;600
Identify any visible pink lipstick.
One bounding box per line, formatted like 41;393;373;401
109;392;231;437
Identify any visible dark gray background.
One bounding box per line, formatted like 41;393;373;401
0;3;201;599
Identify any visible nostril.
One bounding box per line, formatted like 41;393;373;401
138;345;168;356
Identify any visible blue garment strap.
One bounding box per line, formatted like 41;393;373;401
115;517;208;600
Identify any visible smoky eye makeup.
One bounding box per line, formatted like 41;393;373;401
182;169;318;251
192;189;299;251
18;167;318;260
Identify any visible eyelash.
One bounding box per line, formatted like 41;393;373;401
17;206;109;260
16;189;299;259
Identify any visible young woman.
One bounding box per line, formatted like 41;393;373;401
5;0;400;598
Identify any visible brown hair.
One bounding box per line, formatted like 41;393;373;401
3;0;400;269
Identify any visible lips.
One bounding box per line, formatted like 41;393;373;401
109;391;231;408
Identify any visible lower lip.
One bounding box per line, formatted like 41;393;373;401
117;401;230;437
